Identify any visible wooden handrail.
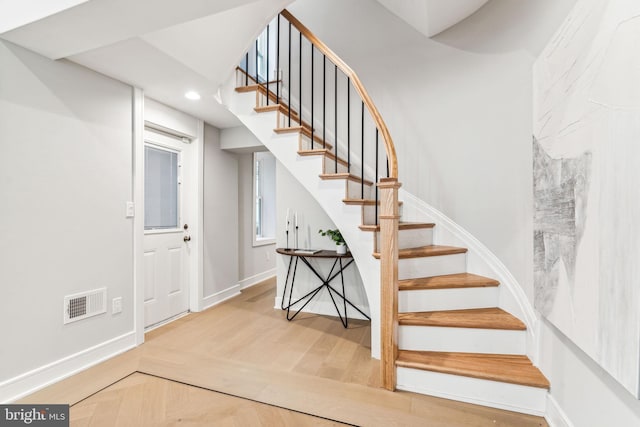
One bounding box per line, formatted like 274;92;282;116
281;9;398;179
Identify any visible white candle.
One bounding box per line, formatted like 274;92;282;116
285;208;290;231
294;212;298;228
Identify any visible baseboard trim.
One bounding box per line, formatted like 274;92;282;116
0;331;137;403
273;296;370;321
545;394;574;427
238;269;276;290
202;285;241;311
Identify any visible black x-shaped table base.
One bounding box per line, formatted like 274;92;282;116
278;249;371;328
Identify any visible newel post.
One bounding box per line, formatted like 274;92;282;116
378;177;401;391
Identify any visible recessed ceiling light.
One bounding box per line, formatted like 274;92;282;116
185;91;201;100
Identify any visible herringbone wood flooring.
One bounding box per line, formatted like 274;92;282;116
71;373;348;426
22;278;547;427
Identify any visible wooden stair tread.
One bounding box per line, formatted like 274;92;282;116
235;84;263;93
319;173;373;186
359;221;433;231
298;149;349;167
274;125;333;149
373;245;467;259
398;308;526;330
275;126;305;134
399;273;499;291
343;198;404;206
396;351;550;389
255;104;300;117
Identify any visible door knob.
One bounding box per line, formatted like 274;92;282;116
183;235;191;242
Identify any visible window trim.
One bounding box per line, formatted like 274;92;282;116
252;151;276;247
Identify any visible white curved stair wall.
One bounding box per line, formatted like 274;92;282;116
220;80;384;358
399;190;539;362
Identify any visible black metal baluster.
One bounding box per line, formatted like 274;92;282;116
311;45;314;149
375;129;379;225
347;78;350;173
361;101;364;200
299;31;302;128
288;22;292;126
334;64;338;173
323;55;326;149
266;24;270;105
387;159;390;178
276;15;280;104
245;52;249;86
255;39;258;84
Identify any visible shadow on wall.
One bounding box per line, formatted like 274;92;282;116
434;0;579;56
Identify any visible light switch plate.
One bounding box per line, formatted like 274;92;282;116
126;202;135;218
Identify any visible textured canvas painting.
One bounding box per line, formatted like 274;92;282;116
533;0;640;397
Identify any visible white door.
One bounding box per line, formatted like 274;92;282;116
143;135;191;328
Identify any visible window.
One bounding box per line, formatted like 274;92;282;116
253;151;276;245
144;145;179;230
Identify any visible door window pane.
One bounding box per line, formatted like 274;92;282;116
145;145;179;230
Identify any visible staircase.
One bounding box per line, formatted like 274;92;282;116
219;9;549;416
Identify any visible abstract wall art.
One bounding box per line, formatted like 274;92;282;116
533;0;640;397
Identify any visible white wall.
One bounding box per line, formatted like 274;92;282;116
275;161;369;319
0;40;135;401
238;152;276;287
533;0;640;424
541;320;640;427
287;0;577;308
221;126;265;152
202;123;240;307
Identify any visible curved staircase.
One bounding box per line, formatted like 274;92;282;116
219;10;549;416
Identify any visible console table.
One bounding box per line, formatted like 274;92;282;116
276;248;370;328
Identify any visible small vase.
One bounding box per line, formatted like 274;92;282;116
336;243;347;255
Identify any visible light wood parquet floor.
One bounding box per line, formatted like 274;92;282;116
22;278;547;427
71;373;350;426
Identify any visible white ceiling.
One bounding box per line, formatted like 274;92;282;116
1;0;289;128
376;0;489;38
1;0;490;129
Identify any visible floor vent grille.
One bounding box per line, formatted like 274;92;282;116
64;288;107;324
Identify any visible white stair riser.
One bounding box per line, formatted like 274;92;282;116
300;134;332;151
398;325;526;354
396;367;547;416
322;159;349;174
276;110;302;129
346;179;373;200
398;286;498;312
376;228;433;251
398;253;466;280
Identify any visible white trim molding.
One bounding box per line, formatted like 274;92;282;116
239;270;276;290
0;332;136;403
545;394;574;427
132;87;145;346
201;285;241;311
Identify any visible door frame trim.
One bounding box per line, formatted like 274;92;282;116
133;93;205;345
133;88;145;345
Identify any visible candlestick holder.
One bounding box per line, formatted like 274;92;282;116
285;229;290;250
295;226;299;249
